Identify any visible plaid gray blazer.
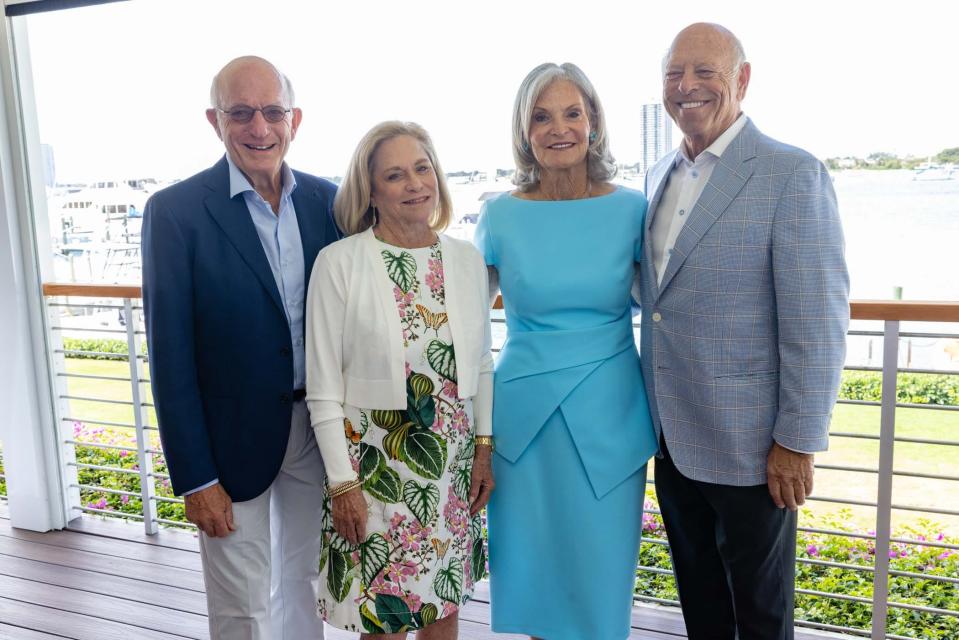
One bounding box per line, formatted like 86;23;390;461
636;119;850;486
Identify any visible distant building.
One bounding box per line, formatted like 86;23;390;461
639;103;672;175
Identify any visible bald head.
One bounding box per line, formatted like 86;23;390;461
664;23;746;76
661;22;751;158
210;56;295;109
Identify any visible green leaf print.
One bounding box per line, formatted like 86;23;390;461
408;372;435;404
426;339;457;383
471;536;488;583
402;480;440;526
419;602;438;627
375;593;414;633
329;529;357;553
381;249;417;293
452;465;471;503
360;602;386;634
326;549;354;603
371;409;404;431
383;422;414;461
364;464;402;503
402;429;448;480
432;556;464;604
359;441;387;482
405;374;436;430
318;542;329;574
360;532;390;588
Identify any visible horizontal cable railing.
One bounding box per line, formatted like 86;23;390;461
38;283;959;638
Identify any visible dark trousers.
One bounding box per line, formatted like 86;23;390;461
655;438;797;640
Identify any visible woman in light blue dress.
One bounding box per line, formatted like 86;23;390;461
474;63;658;640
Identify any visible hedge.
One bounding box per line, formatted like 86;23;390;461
61;337;145;360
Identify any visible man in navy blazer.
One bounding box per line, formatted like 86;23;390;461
637;25;849;639
142;56;339;639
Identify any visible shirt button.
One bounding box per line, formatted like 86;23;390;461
679;209;686;216
280;346;292;356
652;312;662;322
691;171;699;178
279;393;291;404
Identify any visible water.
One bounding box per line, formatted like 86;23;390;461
834;170;959;301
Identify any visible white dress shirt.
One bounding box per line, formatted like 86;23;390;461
650;114;748;285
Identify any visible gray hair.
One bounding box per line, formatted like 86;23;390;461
209;56;295;108
333;121;453;236
511;62;616;192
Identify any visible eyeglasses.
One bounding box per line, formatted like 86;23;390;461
217;105;291;124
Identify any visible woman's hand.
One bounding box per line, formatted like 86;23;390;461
469;445;495;516
332;487;368;546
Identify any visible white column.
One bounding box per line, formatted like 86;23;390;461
0;13;67;531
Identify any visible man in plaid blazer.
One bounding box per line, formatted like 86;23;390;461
636;23;850;639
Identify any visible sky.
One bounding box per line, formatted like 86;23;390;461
18;0;959;183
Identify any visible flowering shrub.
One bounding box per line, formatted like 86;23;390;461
636;493;959;638
71;421;186;526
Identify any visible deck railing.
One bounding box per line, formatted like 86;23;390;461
36;284;959;639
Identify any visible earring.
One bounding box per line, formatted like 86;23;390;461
371;203;378;224
522;140;530;152
589;131;597;143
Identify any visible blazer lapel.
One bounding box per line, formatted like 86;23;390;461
202;159;285;314
292;179;330;287
642;151;677;302
655;122;758;298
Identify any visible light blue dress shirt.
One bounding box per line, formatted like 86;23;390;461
227;156;307;390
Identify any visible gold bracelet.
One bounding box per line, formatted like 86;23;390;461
328;478;362;499
474;435;495;451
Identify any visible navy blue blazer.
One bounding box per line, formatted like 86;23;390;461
142;156;339;501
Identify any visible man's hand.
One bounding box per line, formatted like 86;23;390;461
184;483;236;537
766;442;815;511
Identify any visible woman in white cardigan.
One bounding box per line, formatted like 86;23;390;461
305;121;494;639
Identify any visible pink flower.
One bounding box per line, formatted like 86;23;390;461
442;380;458;399
390;512;407;530
121;495;129;505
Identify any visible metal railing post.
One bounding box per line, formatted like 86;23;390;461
870;320;899;640
124;298;157;534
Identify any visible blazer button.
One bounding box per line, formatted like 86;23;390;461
280;393;291;404
652;312;662;322
280;346;292;357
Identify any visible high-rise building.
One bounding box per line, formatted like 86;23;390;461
640;103;672;175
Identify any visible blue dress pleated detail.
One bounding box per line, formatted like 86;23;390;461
474;187;658;640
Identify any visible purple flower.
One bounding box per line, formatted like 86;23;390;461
807;545;819;556
939;551;953;560
888;550;898;559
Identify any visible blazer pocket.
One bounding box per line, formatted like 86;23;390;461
714;370;778;382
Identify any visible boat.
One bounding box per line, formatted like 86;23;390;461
912;162;955;181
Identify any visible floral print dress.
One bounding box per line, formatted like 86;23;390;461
317;240;487;634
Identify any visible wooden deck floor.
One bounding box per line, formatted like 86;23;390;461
0;502;831;639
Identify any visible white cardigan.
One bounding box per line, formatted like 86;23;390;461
305;228;494;482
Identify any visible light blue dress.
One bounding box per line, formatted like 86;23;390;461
474;187;659;640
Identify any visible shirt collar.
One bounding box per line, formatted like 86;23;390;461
226;154;297;201
675;113;748;167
